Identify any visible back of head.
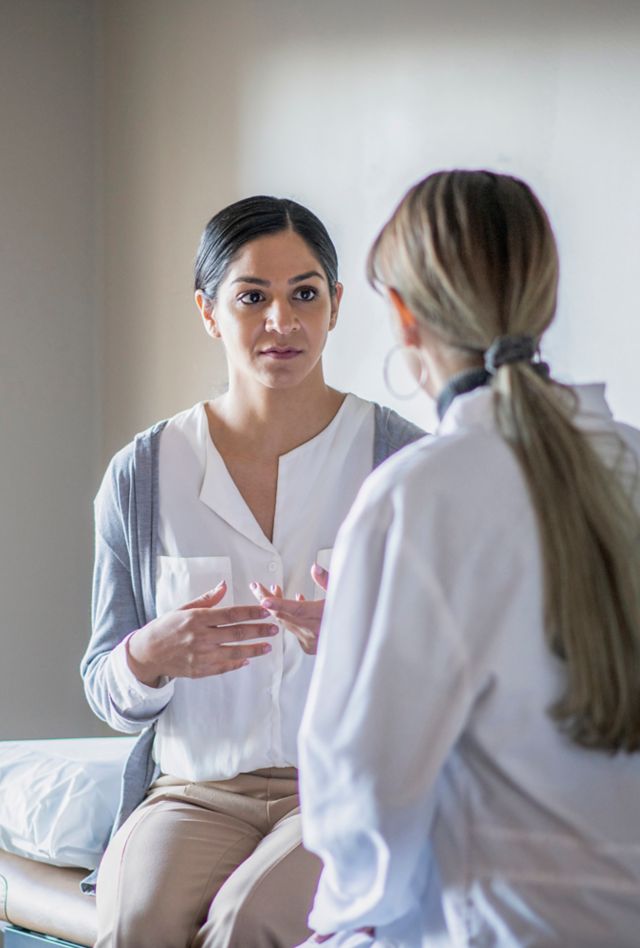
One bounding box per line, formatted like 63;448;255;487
369;169;640;753
368;169;558;351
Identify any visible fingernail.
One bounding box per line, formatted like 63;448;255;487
214;580;225;590
270;584;276;593
261;644;272;653
262;599;274;609
249;582;257;590
267;625;278;635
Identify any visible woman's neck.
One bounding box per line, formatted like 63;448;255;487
208;369;346;459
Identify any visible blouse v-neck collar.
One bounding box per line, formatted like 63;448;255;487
198;394;357;550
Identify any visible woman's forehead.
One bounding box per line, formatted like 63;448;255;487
224;230;325;284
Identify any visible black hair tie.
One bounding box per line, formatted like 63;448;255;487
484;334;537;375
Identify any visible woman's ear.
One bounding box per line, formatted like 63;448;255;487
388;288;420;347
328;282;344;331
194;290;221;338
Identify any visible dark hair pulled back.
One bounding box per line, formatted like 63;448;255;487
194;196;339;302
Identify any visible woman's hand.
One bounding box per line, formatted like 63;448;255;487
250;563;329;655
126;581;277;686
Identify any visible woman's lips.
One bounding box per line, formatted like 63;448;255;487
259;347;303;360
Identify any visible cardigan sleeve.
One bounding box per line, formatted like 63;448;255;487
80;445;173;733
373;405;427;468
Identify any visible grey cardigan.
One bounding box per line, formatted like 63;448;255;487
80;404;424;891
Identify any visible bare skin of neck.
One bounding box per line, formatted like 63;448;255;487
206;363;345;542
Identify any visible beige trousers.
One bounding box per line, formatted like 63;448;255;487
95;768;322;948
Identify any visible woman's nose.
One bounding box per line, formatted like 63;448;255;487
265;300;298;335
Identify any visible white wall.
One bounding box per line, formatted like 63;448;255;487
101;0;640;451
0;0;109;736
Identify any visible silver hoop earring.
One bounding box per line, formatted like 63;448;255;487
383;344;428;400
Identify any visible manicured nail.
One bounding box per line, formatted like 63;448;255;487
262;599;274;609
250;582;257;590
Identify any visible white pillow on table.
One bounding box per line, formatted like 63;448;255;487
0;737;135;870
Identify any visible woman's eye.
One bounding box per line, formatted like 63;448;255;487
238;291;265;305
293;286;318;302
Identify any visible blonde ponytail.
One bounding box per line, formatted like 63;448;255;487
494;363;640;751
369;170;640;752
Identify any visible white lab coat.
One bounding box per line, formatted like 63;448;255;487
297;384;640;947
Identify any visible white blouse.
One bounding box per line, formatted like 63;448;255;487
298;384;640;947
107;394;375;782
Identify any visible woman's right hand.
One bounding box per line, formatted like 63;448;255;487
126;581;277;686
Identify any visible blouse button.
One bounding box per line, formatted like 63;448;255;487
268;561;278;573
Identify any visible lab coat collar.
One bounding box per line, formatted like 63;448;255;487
437;381;613;438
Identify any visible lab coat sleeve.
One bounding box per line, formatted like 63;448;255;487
80;455;174;733
298;480;475;935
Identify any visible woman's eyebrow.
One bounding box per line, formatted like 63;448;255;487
289;270;324;284
230;270;324;287
231;276;270;286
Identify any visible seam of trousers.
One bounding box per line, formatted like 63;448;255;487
191;826;264;936
111;802;163;943
221;834;308;943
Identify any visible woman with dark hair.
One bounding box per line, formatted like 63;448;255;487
296;171;640;947
81;195;423;948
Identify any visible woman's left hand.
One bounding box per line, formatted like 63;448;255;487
250;563;329;655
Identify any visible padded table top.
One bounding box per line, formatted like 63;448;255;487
0;849;95;947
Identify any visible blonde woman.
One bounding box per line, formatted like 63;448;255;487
296;171;640;947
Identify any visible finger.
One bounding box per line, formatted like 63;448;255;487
202;604;271;624
179;580;226;611
311;562;329;591
249;581;270;602
190;640;273;672
271;583;283;597
188;656;252;678
259;598;306;616
214;623;279;643
295;593;305;602
273;617;304;636
218;641;273;661
211;658;250;674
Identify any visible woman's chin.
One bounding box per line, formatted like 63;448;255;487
253;358;323;391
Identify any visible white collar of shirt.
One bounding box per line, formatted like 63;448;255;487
198;393;367;553
436;381;613;438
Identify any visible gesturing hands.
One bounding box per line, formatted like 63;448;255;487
250;563;329;656
126;581;277;686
